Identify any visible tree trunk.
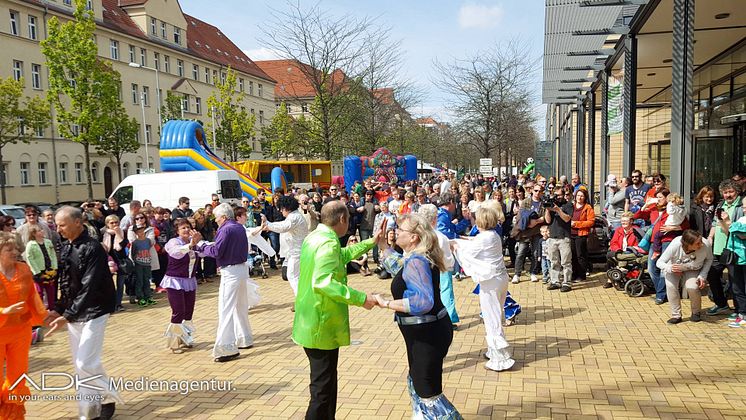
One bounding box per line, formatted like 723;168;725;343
83;141;93;200
115;154;122;184
0;146;5;205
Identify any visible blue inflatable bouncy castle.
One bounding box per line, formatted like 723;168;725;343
343;147;417;192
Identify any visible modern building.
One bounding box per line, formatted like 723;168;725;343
543;0;745;205
0;0;276;203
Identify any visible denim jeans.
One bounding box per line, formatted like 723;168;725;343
515;235;542;277
268;232;280;266
648;241;671;300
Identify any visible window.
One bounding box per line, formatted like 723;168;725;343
250;108;254;115
86;0;93;11
20;162;30;185
91;162;99;183
192;64;199;81
12;60;23;82
195;97;202;114
150;17;157;35
28;15;37;40
110;40;119;60
142;86;149;106
122;162;130;178
177;59;183;77
71;124;79;136
35;125;44;137
160;22;166;38
9;11;18;36
63;0;72;5
31;64;41;89
259;110;264;125
181;94;190;113
38;162;48;184
140;48;147;66
58;162;68;184
301;103;309;113
153;52;160;70
164;55;170;73
136;163;143;174
145;125;151;143
258;84;263;97
131;84;139;105
212;70;217;85
204;67;210;84
239;78;244;92
173;27;181;45
74;163;83;183
221;72;226;84
249;81;253;95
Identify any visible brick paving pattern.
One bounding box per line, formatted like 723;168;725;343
25;270;746;419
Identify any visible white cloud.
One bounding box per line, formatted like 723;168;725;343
458;3;504;29
242;48;285;61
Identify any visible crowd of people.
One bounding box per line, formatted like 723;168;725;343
2;166;745;419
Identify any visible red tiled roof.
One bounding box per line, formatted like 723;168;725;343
255;59;347;100
416;117;438;125
372;88;395;105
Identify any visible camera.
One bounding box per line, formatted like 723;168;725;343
541;195;556;208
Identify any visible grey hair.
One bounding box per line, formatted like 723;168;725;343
213;203;234;220
56;205;83;222
418;204;438;226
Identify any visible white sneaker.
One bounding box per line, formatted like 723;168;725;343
511;275;520;284
530;274;538;282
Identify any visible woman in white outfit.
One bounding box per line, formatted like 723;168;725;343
452;206;515;371
656;229;713;324
263;195;309;295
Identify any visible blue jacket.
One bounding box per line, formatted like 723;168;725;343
437;207;469;239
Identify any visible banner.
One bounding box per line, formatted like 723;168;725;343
607;75;623;135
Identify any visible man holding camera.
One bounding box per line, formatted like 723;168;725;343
544;186;574;292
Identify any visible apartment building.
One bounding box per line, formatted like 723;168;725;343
0;0;276;202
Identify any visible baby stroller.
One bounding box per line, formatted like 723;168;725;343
248;246;268;279
606;249;653;297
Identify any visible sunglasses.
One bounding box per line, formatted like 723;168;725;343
135;216;145;220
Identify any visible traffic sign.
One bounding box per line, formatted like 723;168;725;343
479;165;493;175
479;158;493;166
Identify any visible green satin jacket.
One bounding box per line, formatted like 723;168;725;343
292;224;375;350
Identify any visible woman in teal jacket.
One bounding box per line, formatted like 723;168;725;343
24;225;58;310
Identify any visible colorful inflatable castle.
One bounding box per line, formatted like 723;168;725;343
343;147;417;191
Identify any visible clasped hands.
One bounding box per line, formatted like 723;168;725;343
362;293;393;310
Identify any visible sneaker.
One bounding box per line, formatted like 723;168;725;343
727;317;746;328
707;305;731;315
115;305;125;312
146;298;157;306
138;299;148;307
511;275;520;284
542;278;550;284
667;317;682;325
547;283;560;290
560;284;572;292
727;313;740;321
530;274;538;282
129;297;137;304
691;313;702;322
654;298;668;305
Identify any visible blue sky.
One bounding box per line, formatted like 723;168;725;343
179;0;545;124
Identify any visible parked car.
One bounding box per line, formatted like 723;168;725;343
0;205;27;228
14;202;54;213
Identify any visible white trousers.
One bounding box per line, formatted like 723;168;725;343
213;263;253;358
285;254;300;296
66;314;122;419
479;279;515;371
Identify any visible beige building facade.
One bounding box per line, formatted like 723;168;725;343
0;0;276;204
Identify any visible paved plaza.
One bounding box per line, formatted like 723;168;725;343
25;268;746;419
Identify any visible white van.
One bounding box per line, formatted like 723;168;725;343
109;170;242;211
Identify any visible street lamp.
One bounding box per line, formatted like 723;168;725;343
128;62;162;135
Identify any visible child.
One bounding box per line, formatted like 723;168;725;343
131;226;156;306
539;225;550;284
452;207;515;372
652;193;686;259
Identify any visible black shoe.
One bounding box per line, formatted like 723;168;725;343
547;283;560;290
129;297;136;304
237;345;254;349
451;324;458;331
560;284;572;292
99;402;116;420
378;271;391;279
691;313;702;322
214;353;240;362
655;298;668;305
603;282;613;289
115;305;125;312
667;317;682;324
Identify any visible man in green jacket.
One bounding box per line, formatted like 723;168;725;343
293;200;381;420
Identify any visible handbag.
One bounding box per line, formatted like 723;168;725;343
720;233;736;265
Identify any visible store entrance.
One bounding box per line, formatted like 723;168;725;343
693;129;734;195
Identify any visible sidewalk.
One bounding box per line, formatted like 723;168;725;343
25;270;746;419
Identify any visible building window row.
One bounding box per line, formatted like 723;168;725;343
9;11;38;41
148;17;182;47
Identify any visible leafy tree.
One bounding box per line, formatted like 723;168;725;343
261;102;296;159
97;109;139;183
161;90;183;123
0;77;50;203
42;0;122;199
207;68;256;162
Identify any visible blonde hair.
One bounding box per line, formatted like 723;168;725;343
668;193;684;206
475;207;500;231
26;224;43;242
0;231;21;253
483;200;505;224
398;213;446;271
104;214;120;225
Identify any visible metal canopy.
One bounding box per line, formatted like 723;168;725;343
543;0;641;104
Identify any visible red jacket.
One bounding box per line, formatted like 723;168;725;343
610;227;639;252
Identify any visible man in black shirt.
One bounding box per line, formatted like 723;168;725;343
171;196;194;220
543;186;574;292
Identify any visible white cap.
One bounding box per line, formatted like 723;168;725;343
605;174;618;186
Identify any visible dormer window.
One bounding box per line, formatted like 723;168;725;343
150;18;156;35
160;22;166;39
174;27;181;45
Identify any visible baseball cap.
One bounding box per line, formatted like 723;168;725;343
605;174;618;186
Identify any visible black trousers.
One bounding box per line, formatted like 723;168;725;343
398;316;453;398
304;347;339;420
707;257;731;309
571;236;588;280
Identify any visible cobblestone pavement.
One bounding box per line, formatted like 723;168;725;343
24;268;746;419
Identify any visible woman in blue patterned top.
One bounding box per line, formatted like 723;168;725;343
375;213;462;419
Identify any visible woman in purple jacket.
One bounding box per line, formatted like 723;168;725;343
161;218;204;352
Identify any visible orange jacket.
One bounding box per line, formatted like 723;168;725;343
570;204;595;236
0;263;46;336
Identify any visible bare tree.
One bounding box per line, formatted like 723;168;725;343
434;40;539;164
261;1;373;159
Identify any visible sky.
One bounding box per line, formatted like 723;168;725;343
179;0;546;126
